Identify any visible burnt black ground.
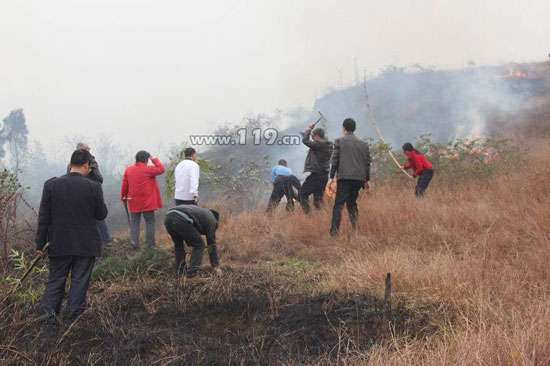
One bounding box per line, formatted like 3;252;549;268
1;245;435;365
1;278;432;365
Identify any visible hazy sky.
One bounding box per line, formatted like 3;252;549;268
1;0;548;153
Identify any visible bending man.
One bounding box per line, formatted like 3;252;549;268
164;204;222;282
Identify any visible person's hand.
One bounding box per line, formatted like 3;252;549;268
194;195;200;203
326;178;333;190
307;123;315;130
36;250;46;258
213;267;223;277
364;181;371;191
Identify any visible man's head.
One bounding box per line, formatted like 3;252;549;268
135;150;151;163
209;209;220;224
69;149;93;175
342;118;356;133
402;142;414;154
76;142;90;152
311;127;325;141
278;159;287;167
184;147;197;161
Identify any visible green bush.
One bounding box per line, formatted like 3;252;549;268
368;134;525;183
92;246;173;281
4;249;48;304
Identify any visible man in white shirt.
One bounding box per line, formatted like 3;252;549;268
174;148;200;205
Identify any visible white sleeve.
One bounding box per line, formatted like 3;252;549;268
174;163;182;197
190;163;200;196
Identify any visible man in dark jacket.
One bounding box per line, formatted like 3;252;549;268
67;142;112;246
299;124;332;213
327;118;371;236
164;205;222;282
67;142;103;183
36;149;108;323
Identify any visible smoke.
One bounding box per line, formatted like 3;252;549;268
12;62;550;215
309;63;547;147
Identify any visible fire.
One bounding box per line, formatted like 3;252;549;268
443;148;497;164
325;180;337;199
503;70;527;78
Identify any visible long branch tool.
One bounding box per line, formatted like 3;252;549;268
301;111;325;136
363;80;413;179
0;242;50;305
312;112;323;127
123;199;131;228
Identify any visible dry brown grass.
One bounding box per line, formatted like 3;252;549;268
219;137;550;364
0;138;549;364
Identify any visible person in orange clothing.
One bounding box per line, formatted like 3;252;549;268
402;143;434;197
121;151;165;249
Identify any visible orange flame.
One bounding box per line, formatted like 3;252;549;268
325;180;337;199
504;70;526;78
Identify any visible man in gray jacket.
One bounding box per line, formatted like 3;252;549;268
299;123;332;213
327;118;371;236
164;204;222;281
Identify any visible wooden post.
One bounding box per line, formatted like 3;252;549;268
382;272;392;338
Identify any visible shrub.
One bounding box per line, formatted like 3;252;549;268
92;246;173;281
368;134;525;183
4;249;48;304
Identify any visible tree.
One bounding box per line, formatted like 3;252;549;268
1;109;29;176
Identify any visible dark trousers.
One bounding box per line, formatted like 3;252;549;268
175;199;197;206
97;219;113;245
267;179;295;213
38;256;95;322
299;172;328;213
164;214;219;277
330;179;364;236
415;170;434;197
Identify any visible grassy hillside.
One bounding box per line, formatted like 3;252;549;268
1;134;549;364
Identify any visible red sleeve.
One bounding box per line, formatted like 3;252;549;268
146;158;165;176
121;169;129;201
403;156;412;170
413;154;423;176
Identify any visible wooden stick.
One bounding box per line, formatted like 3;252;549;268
382;272;392;338
363;82;413;179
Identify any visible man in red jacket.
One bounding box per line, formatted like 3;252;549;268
121;151;165;249
402;143;434;197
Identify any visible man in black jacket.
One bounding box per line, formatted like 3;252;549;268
67;142;113;246
36;149;108;323
327;118;371;236
299;124;332;213
164;205;222;282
